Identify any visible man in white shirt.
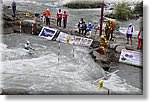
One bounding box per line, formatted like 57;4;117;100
126;23;134;45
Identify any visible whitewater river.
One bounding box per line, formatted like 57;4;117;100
0;0;142;94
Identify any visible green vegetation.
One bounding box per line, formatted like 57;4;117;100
134;1;143;16
106;1;143;21
64;1;104;9
114;2;132;20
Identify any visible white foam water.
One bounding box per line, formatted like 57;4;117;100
0;33;142;94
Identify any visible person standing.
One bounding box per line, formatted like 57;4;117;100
137;27;143;50
41;11;46;24
78;18;84;34
110;21;115;40
45;8;51;26
62;11;68;28
126;23;134;45
105;20;110;40
11;1;16;19
56;9;62;27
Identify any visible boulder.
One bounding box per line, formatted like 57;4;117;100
109;43;119;49
91;41;100;48
101;64;110;71
3;14;14;21
125;45;135;50
115;45;126;53
1;88;29;95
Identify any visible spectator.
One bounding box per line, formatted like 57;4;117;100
11;1;16;19
62;11;68;28
78;18;84;34
137;27;143;50
45;8;51;26
126;23;134;45
110;21;115;40
56;9;62;27
85;22;94;36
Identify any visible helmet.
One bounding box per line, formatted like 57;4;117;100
100;35;104;39
100;46;105;50
47;8;49;11
26;40;30;44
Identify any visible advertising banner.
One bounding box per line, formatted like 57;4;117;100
119;49;143;67
56;32;93;47
39;27;58;40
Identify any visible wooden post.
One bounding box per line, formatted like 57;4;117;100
99;0;104;37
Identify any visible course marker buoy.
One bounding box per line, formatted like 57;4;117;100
26;12;30;17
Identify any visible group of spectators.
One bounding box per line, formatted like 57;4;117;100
77;18;94;37
41;8;68;28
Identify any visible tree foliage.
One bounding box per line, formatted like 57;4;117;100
114;2;132;20
134;1;143;16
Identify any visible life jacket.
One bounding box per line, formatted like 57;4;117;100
99;46;105;55
100;38;108;48
63;13;68;20
46;10;51;18
57;12;62;19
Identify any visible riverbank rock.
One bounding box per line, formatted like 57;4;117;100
125;44;135;50
3;14;14;21
115;45;126;53
1;88;29;95
109;43;120;49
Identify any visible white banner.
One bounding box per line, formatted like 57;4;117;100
39;27;58;40
56;32;93;47
119;49;143;67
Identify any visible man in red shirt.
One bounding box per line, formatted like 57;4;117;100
62;11;68;28
56;9;62;27
110;21;115;40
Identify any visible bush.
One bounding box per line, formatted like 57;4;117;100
134;1;143;16
64;1;103;9
114;2;132;20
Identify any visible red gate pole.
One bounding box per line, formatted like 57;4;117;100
99;0;104;37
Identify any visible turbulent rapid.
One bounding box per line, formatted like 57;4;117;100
0;33;141;94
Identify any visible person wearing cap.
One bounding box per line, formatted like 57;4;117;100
85;22;94;36
62;11;68;28
45;8;51;26
56;9;63;27
126;23;134;45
